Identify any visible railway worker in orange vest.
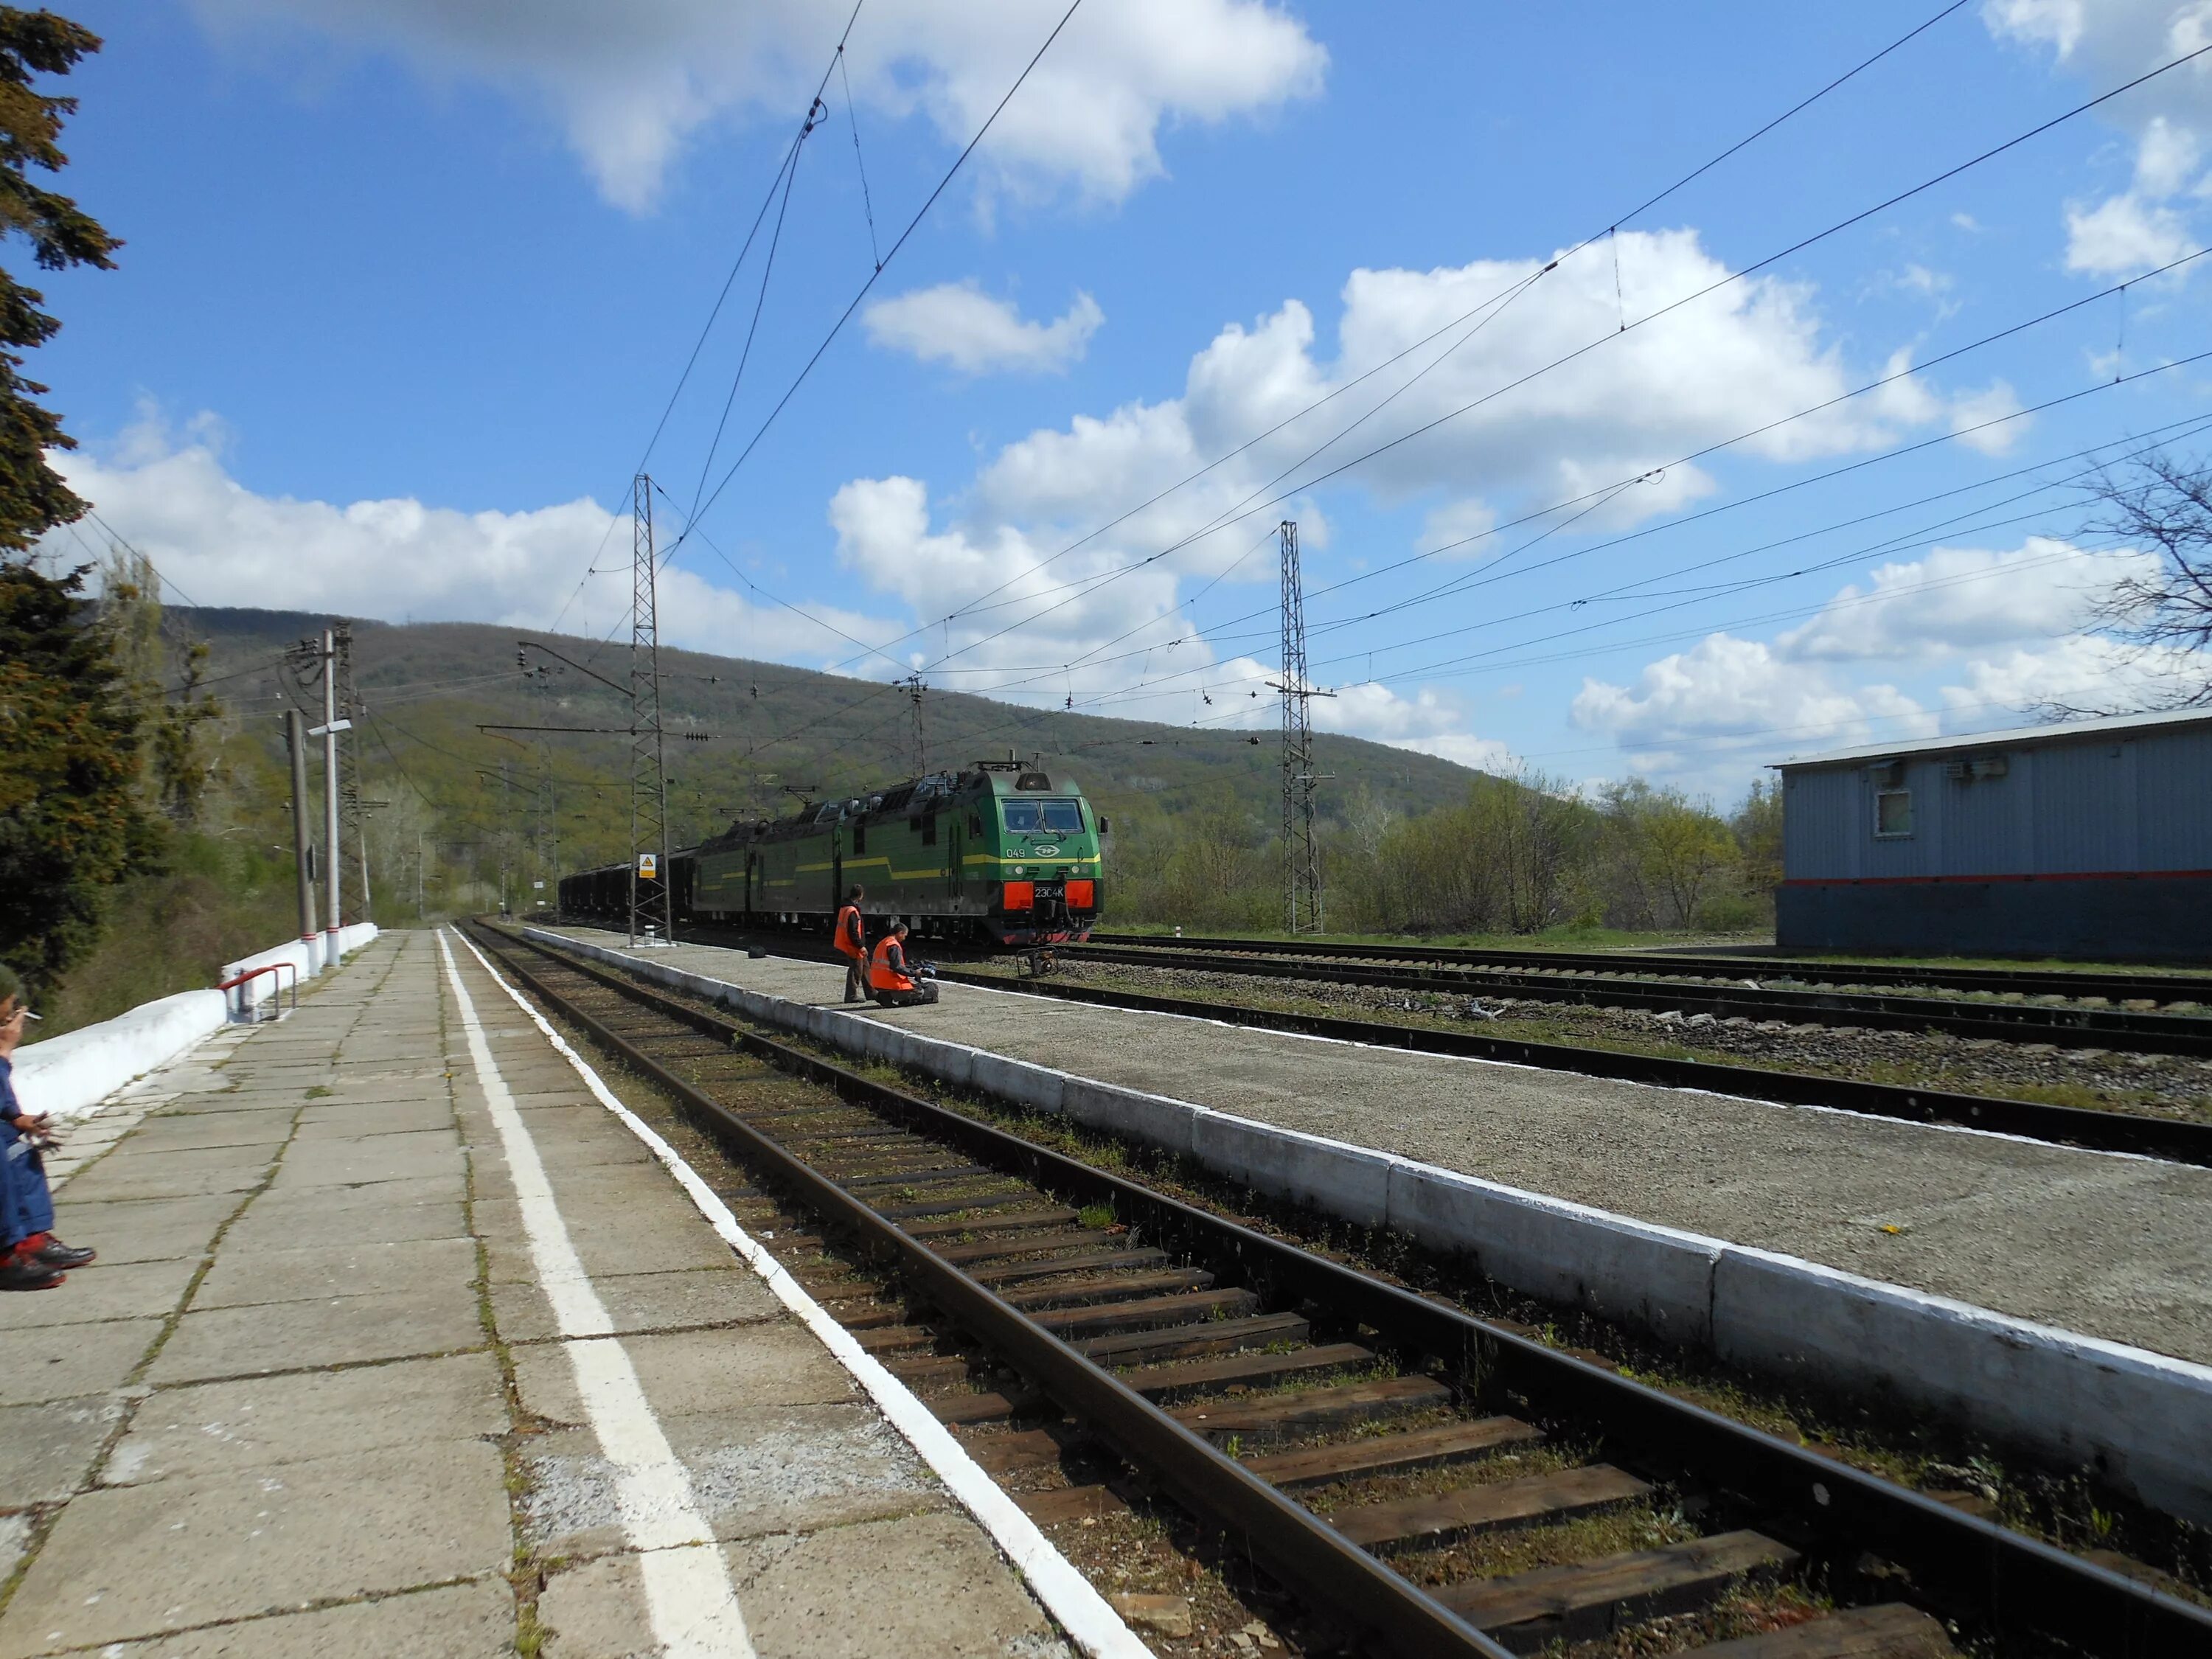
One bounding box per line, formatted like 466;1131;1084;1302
868;921;939;1007
833;885;870;1003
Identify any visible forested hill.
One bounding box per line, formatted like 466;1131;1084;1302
171;607;1491;898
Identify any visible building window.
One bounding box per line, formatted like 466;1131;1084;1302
1874;789;1913;838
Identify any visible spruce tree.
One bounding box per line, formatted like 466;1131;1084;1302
0;8;130;995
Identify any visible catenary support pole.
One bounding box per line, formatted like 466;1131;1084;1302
286;709;318;968
320;626;342;971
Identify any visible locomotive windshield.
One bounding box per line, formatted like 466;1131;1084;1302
1002;799;1084;835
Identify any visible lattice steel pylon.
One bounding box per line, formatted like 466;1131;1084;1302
902;672;928;776
1276;520;1325;934
628;476;675;947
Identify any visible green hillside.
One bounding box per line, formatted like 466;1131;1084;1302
171;606;1492;922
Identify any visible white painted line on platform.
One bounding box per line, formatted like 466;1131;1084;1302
450;927;1150;1659
435;931;757;1659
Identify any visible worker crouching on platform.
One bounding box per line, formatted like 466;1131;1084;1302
868;921;939;1008
0;969;94;1292
833;884;870;1004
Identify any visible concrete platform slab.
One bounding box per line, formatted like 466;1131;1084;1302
293;1101;457;1138
0;1397;127;1506
83;1579;515;1659
522;1403;948;1556
0;931;1111;1659
102;1354;507;1486
0;1258;198;1329
9;1318;161;1403
58;1147;273;1203
218;1197;470;1253
147;1281;485;1383
489;1265;781;1343
0;1444;511;1657
479;1209;743;1284
271;1132;463;1189
236;1172;468;1216
539;1512;1065;1659
192;1237;480;1310
118;1115;296;1153
512;1324;859;1427
44;1194;234;1264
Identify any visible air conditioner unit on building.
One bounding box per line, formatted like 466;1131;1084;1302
1944;755;2009;782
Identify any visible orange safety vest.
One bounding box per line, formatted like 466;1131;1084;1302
834;904;866;958
869;935;914;992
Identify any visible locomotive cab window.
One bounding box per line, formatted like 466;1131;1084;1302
1001;799;1084;835
921;813;937;846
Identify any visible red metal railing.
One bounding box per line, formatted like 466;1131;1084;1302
218;960;299;1023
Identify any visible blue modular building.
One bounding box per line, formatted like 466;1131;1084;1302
1772;708;2212;964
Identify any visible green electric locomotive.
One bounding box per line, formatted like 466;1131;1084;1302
686;759;1102;945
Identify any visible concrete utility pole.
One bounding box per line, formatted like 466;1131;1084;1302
286;709;318;965
318;628;342;970
333;622;372;923
629;474;675;947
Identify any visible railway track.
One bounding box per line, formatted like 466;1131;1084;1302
1069;939;2212;1060
1087;932;2212;1011
470;921;2211;1658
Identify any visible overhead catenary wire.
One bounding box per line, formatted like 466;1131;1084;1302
921;271;2212;707
543;0;873;645
824;0;1982;675
992;397;2212;731
908;38;2212;681
689;98;824;519
675;0;1085;548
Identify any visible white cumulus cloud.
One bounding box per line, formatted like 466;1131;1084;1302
188;0;1327;211
42;411;900;664
863;283;1102;375
1774;537;2160;662
1986;6;2212;278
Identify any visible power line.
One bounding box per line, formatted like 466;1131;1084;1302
689;97;824;518
984;277;2212;711
676;0;1085;546
543;0;872;643
824;0;1980;675
911;38;2212;680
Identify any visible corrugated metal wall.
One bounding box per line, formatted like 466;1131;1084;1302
1782;725;2212;880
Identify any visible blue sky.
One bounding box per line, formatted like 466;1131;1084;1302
32;0;2212;799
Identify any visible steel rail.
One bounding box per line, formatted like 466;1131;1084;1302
466;923;1508;1658
1089;930;2212;1007
483;921;2212;1656
1065;942;2212;1057
916;964;2212;1168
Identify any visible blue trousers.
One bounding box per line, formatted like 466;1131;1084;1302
1;1136;52;1249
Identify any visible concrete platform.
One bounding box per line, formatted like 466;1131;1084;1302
0;931;1101;1658
546;928;2212;1371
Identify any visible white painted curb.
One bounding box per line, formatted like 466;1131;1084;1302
524;925;2212;1528
457;930;1150;1659
11;989;228;1121
12;923;384;1121
222;922;378;1009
